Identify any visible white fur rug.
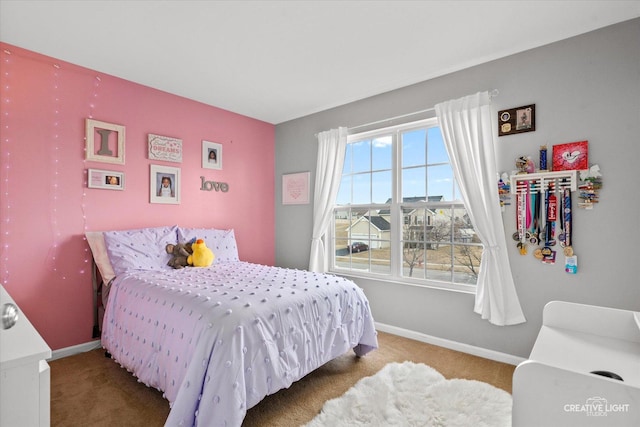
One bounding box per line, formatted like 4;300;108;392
305;361;512;427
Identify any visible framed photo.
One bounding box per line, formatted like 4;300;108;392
150;164;180;204
86;118;125;164
148;134;182;163
282;172;310;205
87;168;125;190
552;140;589;171
202;140;222;170
498;104;535;136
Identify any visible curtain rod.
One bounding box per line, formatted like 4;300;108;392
316;89;499;137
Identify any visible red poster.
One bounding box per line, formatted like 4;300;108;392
552;141;588;171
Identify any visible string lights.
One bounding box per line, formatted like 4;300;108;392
81;74;103;275
0;47;106;284
49;62;62;277
0;49;12;286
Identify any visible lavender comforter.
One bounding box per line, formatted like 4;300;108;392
101;262;378;426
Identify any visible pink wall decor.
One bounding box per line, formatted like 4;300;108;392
0;43;275;351
282;172;311;205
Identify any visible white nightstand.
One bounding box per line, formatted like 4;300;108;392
1;285;52;427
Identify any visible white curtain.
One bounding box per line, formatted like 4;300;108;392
435;92;526;326
309;127;348;272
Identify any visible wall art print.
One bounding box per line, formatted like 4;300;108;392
282;172;310;205
552;140;589;171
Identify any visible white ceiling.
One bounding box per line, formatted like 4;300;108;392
1;1;639;124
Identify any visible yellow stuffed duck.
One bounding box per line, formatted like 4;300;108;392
187;238;214;267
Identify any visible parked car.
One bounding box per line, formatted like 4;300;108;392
349;242;369;253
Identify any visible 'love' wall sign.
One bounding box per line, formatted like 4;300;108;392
200;176;229;192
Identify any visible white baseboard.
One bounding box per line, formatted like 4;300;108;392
375;322;525;366
49;340;102;361
49;326;525;366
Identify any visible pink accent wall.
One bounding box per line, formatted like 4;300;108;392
0;43;275;351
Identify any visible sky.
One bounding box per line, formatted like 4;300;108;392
336;126;461;205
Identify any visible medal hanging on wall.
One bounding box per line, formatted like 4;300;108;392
561;185;578;273
514;181;529;255
541;183;557;264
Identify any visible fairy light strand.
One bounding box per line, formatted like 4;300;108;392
47;62;64;277
81;74;102;274
0;49;12;286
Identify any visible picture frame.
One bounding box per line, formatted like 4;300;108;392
498;104;535;136
87;168;125;190
86;118;125;164
202;140;223;170
282;171;310;205
552;140;589;171
148;134;182;163
150;164;180;204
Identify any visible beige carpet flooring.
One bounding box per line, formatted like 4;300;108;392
50;331;515;426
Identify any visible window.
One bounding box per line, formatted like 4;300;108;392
332;118;482;291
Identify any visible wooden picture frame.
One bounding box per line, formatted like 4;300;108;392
86;119;125;164
202;140;223;170
282;172;310;205
150;164;180;204
498;104;535;136
87;168;125;190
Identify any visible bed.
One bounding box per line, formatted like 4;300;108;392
86;225;378;427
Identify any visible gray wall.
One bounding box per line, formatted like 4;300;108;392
274;19;640;359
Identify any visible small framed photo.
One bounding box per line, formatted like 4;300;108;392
498;104;535;136
148;134;182;163
282;171;310;205
552;140;589;171
150;164;180;204
86;118;125;164
202;140;223;170
87;169;125;190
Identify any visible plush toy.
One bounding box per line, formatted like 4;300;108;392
166;242;193;269
516;156;535;174
188;238;214;267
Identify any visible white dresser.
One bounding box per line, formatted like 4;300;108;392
0;285;52;427
513;301;640;426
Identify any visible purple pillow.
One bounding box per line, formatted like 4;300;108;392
104;226;178;275
177;227;239;263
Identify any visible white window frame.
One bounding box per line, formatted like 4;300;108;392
329;118;480;294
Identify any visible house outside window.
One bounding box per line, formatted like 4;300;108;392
331;118;482;292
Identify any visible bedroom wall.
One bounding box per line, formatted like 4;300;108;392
0;43;275;351
274;19;640;359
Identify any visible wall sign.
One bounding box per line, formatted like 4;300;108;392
148;134;182;163
86;118;125;164
200;176;229;192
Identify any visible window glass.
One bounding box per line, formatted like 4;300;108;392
332;119;481;290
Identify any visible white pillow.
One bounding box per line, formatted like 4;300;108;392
103;225;178;275
177;227;239;263
85;231;116;284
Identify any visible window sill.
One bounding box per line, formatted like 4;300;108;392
330;269;476;295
